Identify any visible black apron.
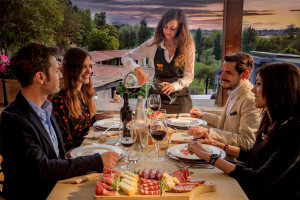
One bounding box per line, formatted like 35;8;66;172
149;47;192;114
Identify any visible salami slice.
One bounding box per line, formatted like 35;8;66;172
140;186;160;191
140;178;159;184
140;182;159;188
172;171;186;183
142;169;150;179
140;189;161;195
156;169;163;179
150;168;157;179
178;182;199;187
171;185;194;193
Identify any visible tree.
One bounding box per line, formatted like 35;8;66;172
119;24;137;49
0;0;64;55
213;31;222;60
242;26;258;53
94;11;106;27
88;28;119;51
194;28;205;62
138;19;151;45
73;9;93;47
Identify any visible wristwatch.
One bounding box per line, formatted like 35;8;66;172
209;154;220;166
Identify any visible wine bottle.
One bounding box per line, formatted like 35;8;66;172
134;95;148;146
120;92;132;137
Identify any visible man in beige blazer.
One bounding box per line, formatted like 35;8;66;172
189;52;261;151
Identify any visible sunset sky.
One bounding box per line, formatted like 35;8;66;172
71;0;300;30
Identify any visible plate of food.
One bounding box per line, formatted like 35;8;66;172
167;117;207;127
70;144;124;159
168;143;225;160
93;118;120;129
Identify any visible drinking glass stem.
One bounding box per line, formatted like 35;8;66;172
125;147;129;164
157;141;160;158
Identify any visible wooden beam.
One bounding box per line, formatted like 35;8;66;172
218;0;244;106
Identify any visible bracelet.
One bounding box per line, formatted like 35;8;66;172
224;144;229;153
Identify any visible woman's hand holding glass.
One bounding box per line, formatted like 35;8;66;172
161;81;175;95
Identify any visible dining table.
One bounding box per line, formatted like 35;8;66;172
46;114;248;200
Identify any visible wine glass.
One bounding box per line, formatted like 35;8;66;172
150;118;168;162
118;121;137;169
147;94;161;119
152;77;177;104
124;71;142;93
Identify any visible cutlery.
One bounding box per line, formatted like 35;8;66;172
176;113;179;119
101;122;117;135
180;161;214;169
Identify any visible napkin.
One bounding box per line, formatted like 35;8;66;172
58;173;101;184
84;129;118;140
170;131;193;143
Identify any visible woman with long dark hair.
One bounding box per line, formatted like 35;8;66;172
122;9;195;113
52;48;113;151
188;62;300;199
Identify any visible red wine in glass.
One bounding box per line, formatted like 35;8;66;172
150;130;167;141
120;138;135;148
126;86;142;94
150;104;160;112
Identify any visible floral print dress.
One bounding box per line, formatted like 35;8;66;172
52;90;95;151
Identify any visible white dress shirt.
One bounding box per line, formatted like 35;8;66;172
122;37;195;92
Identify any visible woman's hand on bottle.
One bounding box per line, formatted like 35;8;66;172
161;82;175;95
134;67;149;85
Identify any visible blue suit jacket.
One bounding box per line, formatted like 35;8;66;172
0;91;103;199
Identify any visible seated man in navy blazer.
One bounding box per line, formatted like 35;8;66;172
0;43;119;199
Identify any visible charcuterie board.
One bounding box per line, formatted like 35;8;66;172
94;181;216;200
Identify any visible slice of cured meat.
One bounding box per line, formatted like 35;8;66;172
140;186;160;191
97;181;113;191
102;174;116;186
140;182;159;188
187;177;206;184
172;171;186;183
95;184;116;196
180;148;190;156
140;189;161;195
103;167;121;175
156;169;163;179
171;185;194;193
150;168;157;179
178;167;189;180
142;169;150;179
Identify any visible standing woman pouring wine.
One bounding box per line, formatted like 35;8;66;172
122;9;195;114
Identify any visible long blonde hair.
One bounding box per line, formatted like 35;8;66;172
62;48;96;118
152;9;194;69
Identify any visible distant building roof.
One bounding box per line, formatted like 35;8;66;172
92;64;154;79
89;49;132;63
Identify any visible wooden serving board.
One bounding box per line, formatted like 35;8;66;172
94;181;216;200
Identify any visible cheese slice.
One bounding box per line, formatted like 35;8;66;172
120;182;135;196
121;174;138;183
124;171;139;180
121;178;137;192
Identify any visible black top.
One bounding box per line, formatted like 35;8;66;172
0;91;103;199
52;90;95;151
229;115;300;200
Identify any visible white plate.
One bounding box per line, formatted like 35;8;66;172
70;144;124;159
167;117;207;127
168;143;226;160
93;118;120;128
